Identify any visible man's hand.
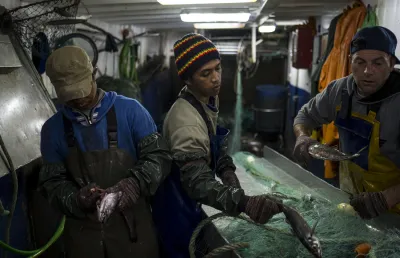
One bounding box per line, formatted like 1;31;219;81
242;195;283;224
106;177;141;211
293;135;318;165
76;183;103;212
219;169;241;188
349;192;389;220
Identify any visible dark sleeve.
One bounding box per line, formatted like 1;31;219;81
129;133;172;196
215;134;236;177
293;80;340;128
38;120;86;218
174;151;245;216
38;162;86;218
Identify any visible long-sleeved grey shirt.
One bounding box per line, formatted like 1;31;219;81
294;72;400;168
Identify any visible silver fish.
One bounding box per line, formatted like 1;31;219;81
97;192;122;223
282;205;322;258
308;143;367;161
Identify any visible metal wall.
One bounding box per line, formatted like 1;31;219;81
0;29;56;257
0;0;20;9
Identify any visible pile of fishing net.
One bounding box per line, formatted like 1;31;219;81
96;76;141;102
211;152;400;258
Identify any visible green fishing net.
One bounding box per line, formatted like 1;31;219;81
212;152;400;258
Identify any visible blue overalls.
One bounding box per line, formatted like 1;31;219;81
151;92;229;258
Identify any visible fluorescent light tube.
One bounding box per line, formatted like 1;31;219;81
275;20;306;26
181;13;250;23
258;25;276;33
194;23;245;29
158;0;257;5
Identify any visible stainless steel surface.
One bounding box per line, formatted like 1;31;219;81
262;145;400;229
0;35;22;68
0;33;55;178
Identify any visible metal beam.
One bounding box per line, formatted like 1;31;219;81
279;0;352;3
100;14;180;22
258;0;280;17
279;2;352;8
274;6;344;13
105;18;183;24
85;9;181;18
79;3;260;14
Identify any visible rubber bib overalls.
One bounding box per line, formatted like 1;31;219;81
62;106;159;258
335;88;400;213
151;92;229;258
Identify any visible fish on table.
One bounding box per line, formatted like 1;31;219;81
281;204;322;258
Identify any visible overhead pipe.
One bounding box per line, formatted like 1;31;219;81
251;23;257;63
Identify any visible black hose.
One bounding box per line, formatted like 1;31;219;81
53;32;99;67
0;134;18;258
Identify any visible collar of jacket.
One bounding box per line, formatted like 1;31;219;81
180;86;217;106
345;69;400;104
61;89;117;125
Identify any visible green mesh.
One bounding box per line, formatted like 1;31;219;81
211;152;400;258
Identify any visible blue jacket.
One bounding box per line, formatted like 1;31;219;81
41;91;157;163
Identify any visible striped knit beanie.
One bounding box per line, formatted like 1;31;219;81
174;33;220;80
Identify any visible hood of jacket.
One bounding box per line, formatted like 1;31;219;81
60;90;117;125
345;69;400;104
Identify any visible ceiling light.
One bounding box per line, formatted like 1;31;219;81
181;13;250;23
194;23;245;29
275;20;306;26
259;25;276;33
158;0;256;5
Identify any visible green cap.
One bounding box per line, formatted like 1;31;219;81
46;46;93;103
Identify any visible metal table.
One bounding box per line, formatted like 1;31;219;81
200;146;400;257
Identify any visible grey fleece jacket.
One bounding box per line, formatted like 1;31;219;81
294;73;400;168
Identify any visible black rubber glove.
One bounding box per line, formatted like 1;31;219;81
293;135;318;165
350;192;389;220
76;183;102;212
219;169;241;188
106;177;140;211
241;195;283;224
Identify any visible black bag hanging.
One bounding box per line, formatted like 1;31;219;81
31;32;50;75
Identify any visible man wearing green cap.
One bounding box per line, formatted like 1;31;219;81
38;45;171;257
151;33;283;258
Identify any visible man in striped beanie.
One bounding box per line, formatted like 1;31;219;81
152;33;283;258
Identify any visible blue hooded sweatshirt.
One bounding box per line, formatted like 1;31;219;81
41;91;157;163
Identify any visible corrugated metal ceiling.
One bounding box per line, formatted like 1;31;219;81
21;0;354;30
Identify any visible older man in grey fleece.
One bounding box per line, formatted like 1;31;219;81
293;26;400;220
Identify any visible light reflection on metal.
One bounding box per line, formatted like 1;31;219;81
181;12;250;23
194;23;245;29
0;34;55;178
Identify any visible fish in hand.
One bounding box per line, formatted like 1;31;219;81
97;192;122;223
308;143;367;161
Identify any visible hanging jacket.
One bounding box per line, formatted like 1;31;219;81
310;13;342;97
317;3;367;178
